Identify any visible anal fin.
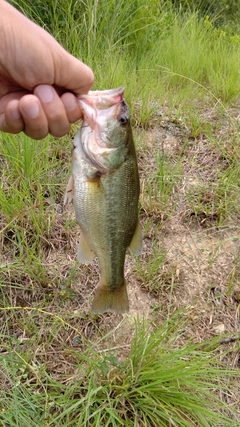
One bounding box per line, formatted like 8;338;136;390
77;233;95;264
128;220;142;256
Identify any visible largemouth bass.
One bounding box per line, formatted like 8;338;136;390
64;87;142;313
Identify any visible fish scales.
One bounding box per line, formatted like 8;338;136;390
65;87;142;313
74;144;139;288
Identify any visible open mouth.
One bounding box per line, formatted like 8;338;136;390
78;87;125;110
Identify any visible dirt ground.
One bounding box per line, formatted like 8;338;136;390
60;115;240;363
0;106;239;420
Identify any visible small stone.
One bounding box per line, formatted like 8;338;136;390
213;323;225;334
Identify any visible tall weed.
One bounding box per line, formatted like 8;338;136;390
10;0;240;104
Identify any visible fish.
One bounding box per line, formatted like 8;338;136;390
64;87;142;314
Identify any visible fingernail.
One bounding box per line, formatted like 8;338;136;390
21;100;40;119
36;85;54;103
10;106;21;120
63;95;77;111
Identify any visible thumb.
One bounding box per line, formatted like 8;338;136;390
53;49;94;95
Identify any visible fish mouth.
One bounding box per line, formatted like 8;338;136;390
78;87;124;109
78;87;127;147
77;87;129;173
83;87;124;96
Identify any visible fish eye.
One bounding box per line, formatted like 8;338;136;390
119;114;128;125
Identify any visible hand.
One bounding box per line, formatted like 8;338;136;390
0;0;94;140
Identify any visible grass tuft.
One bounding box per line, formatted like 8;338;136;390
0;313;238;426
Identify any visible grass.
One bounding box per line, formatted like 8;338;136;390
1;0;240;425
11;0;240;105
0;313;238;426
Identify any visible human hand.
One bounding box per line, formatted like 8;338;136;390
0;0;94;140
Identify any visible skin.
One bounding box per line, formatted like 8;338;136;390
0;0;94;140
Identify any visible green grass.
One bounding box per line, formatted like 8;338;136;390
0;313;237;426
1;0;240;425
11;0;240;106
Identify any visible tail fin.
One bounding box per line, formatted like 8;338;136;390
91;280;129;314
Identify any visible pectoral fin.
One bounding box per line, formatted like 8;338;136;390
128;220;142;256
64;175;74;205
77;233;95;264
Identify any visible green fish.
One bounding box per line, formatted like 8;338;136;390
64;87;142;313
